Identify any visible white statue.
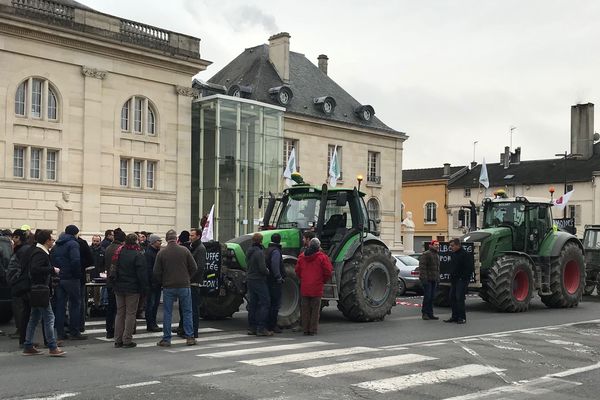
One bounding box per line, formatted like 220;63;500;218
55;191;73;233
401;211;415;254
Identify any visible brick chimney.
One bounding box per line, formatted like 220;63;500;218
268;32;291;83
318;54;329;75
500;146;510;169
571;103;594;159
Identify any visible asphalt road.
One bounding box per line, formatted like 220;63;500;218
1;293;600;400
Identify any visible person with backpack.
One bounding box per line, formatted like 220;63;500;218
22;230;65;357
265;233;285;334
7;229;32;346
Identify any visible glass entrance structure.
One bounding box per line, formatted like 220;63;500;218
191;95;284;241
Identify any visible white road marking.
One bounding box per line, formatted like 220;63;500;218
549;361;600;377
24;393;80;400
456;343;510;384
193;369;235;378
196;341;329;358
290;353;437;377
166;339;267;353
460;338;480;342
421;342;445;347
95;327;223;342
546;339;594;354
116;381;160;389
136;339;186;348
241;346;378;366
84;323;178;335
353;364;505;393
84;320;106;326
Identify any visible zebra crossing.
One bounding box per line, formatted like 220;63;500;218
77;318;600;398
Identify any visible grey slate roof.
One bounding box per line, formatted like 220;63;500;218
207;44;402;135
403;166;466;182
449;143;600;189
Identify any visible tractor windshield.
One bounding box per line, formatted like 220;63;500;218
483;202;526;228
583;229;600;250
277;196;320;229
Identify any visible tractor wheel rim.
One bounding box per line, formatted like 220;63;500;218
564;260;581;295
512;270;529;302
363;262;391;306
279;276;299;316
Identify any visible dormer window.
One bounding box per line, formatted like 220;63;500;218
269;86;293;106
314;96;336;115
355;105;375;122
228;84;253;98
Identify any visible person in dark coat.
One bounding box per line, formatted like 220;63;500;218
144;234;162;332
22;230;65;356
444;238;474;324
265;233;285;333
7;229;31;344
419;240;440;320
77;236;93;333
295;238;332;336
51;225;86;340
101;229;114;250
246;233;272;336
189;228;206;338
113;234;149;348
103;228;125;339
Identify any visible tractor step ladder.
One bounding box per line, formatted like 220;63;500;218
322;273;338;301
538;263;552;295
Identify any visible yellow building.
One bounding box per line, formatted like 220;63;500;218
402;163;467;252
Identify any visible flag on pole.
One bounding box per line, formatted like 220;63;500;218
553;190;574;210
283;147;297;187
201;204;215;242
479;158;489;189
329;146;341;187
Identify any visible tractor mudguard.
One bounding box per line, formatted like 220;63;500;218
282;254;298;264
340;233;386;262
497;251;536;270
545;232;584;257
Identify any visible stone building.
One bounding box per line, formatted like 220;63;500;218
195;33;407;248
0;0;209;234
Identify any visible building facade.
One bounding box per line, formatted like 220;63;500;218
197;33;407;248
0;0;209;234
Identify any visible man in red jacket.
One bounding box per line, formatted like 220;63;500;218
295;238;332;335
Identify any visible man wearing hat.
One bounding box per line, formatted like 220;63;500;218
51;224;87;340
419;240;440;320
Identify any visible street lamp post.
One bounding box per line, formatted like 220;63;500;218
554;151;582;218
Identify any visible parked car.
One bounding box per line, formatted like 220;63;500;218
394;254;422;296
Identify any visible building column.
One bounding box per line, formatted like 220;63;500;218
392;139;405;252
80;66;107;234
175;86;196;229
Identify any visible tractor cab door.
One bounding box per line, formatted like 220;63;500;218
526;205;552;253
320;192;357;253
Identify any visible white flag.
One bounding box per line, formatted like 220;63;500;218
328;146;341;187
283;147;297;187
201;204;215;242
479;158;489;189
553;190;574;210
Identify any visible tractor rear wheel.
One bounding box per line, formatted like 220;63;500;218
277;262;301;328
199;292;244;320
337;245;398;322
485;255;534;312
540;242;585;308
433;286;451;307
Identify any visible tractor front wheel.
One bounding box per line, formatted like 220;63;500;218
199;292;244;320
485;255;534;312
337;245;398;322
540;242;585;308
277;262;301;328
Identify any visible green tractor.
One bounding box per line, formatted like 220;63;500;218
583;225;600;296
198;180;398;326
448;192;585;312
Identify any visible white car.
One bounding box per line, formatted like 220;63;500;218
393;254;422;296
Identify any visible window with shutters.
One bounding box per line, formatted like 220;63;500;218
425;202;437;223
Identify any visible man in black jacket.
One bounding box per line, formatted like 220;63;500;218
8;229;31;345
444;238;474;324
246;233;271;336
22;230;65;356
189;228;206;338
144;234;162;332
77;236;93;333
104;228;125;338
265;233;285;333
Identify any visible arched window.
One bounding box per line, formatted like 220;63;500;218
121;96;157;136
15;78;59;121
425;202;437;223
367;198;380;221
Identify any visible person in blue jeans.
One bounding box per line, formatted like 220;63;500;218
418;240;440;320
153;230;197;347
51;225;87;340
245;233;272;336
22;229;65;356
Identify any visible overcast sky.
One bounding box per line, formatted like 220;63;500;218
84;0;600;169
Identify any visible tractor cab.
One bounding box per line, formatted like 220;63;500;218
482;193;553;254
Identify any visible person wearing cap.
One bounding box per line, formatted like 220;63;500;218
419;240;441;320
51;224;87;340
144;234;162;332
295;238;332;336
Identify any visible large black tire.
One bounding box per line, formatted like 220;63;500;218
337;245;398;322
484;255;534;312
540;242;585;308
0;301;12;324
277;262;301;328
199;292;244;320
433;285;451;307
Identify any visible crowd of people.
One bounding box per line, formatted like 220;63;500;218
0;224;208;355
